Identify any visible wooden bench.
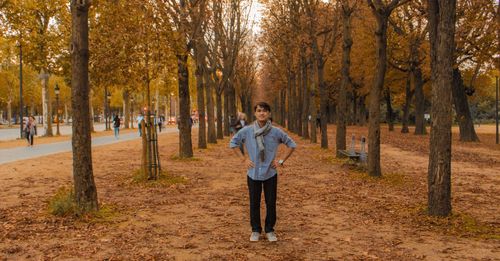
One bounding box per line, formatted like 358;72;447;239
337;149;361;161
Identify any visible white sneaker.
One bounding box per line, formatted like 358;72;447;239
266;232;277;242
250;232;260;242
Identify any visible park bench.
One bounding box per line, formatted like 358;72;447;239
337;135;367;165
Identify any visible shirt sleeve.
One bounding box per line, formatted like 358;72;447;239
229;128;246;148
279;129;297;148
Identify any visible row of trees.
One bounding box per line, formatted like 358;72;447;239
1;0;259;212
258;0;499;216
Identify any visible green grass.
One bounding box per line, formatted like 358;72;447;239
132;169;188;187
411;205;500;239
48;187;119;223
48;187;78;217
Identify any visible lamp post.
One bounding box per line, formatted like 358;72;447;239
54;84;60;136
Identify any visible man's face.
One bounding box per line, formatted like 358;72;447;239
254;106;270;122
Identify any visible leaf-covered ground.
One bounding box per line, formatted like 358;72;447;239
0;124;499;260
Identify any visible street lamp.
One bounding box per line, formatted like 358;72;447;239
54;84;60;136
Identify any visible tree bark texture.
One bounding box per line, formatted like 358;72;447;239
205;71;217;144
427;0;455;217
337;2;353;156
367;14;388;177
177;54;193;158
195;50;207;149
413;68;427;135
385;88;394;131
70;0;98;212
452;68;479;142
41;70;53;136
401;74;413;133
216;92;223;139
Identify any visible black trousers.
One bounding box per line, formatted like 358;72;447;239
247;175;277;233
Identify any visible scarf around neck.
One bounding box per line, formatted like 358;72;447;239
254;120;273;162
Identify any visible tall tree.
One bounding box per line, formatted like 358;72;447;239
337;0;356;156
70;0;98;212
427;0;456;217
366;0;406;177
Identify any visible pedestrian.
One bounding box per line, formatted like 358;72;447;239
229;115;237;135
316;111;321;133
25;116;36;147
113;115;121;139
229;101;296;242
158;115;163;132
137;113;144;137
235;113;247;155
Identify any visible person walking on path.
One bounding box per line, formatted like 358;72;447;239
137;113;144;137
112;115;121;139
24;116;37;147
234;113;248;155
229;101;296;242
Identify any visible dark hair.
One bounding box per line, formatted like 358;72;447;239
254;101;271;112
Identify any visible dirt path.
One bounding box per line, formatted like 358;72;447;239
0;125;499;260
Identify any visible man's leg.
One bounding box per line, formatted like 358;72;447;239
263;174;278;233
247;176;263;232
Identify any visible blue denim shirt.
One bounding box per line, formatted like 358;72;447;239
229;125;297;181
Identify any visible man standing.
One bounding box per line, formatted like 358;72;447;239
229;101;296;242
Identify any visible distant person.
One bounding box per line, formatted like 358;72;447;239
137;113;144;137
235;113;247;155
158;116;163;132
230;102;296;242
316;112;321;133
113;115;121;139
25;116;37;147
229;115;237;135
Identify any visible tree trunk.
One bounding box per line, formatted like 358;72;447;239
41;69;53;136
89;95;94;132
7;101;12;127
401;74;413;133
309;62;317;144
141;119;148;175
177;54;193;158
302;60;310;139
318;62;328;149
427;0;455;217
452;68;479;141
195;53;207;149
287;71;292;130
358;95;366;126
224;88;230;136
216;92;223;139
337;4;353;155
70;0;98;212
367;16;388;177
123;90;130;129
205;72;216;144
385;88;394;131
414;67;427;135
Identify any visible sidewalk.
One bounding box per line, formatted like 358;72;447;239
0;128;178;165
